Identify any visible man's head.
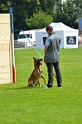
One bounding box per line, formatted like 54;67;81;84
46;26;53;34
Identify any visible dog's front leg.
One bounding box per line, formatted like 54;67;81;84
41;75;46;85
38;79;41;87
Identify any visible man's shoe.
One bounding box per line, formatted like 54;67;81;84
58;85;62;87
44;86;48;89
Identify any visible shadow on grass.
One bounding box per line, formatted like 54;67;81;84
3;86;43;91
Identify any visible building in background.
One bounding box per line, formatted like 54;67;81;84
78;18;82;30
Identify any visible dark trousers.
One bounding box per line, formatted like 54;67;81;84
46;62;62;87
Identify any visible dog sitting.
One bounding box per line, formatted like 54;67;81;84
24;57;46;87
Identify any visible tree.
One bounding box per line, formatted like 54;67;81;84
12;0;56;29
12;0;40;30
0;0;12;12
0;0;56;29
39;0;55;15
26;11;53;29
55;0;82;29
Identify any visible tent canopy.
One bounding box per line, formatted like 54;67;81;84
37;22;78;33
49;22;77;31
36;22;78;49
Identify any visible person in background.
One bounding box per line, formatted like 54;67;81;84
78;35;81;46
44;26;62;88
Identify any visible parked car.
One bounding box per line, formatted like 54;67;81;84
17;29;40;47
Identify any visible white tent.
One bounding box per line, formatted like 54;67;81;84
36;22;78;49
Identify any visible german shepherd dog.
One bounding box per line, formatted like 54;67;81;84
24;57;46;88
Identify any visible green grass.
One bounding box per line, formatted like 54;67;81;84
0;48;82;124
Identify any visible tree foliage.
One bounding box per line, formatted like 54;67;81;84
0;0;82;29
55;0;82;28
13;0;55;30
39;0;55;15
27;11;53;29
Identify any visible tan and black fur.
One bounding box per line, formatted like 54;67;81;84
24;57;46;87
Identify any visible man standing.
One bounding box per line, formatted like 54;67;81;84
44;26;62;88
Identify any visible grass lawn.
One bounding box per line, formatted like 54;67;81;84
0;47;82;124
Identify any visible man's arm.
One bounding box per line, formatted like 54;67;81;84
44;39;49;55
44;46;48;55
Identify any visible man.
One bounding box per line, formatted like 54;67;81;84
44;26;62;88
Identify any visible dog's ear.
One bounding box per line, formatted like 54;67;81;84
33;57;36;61
38;58;43;62
40;58;43;61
